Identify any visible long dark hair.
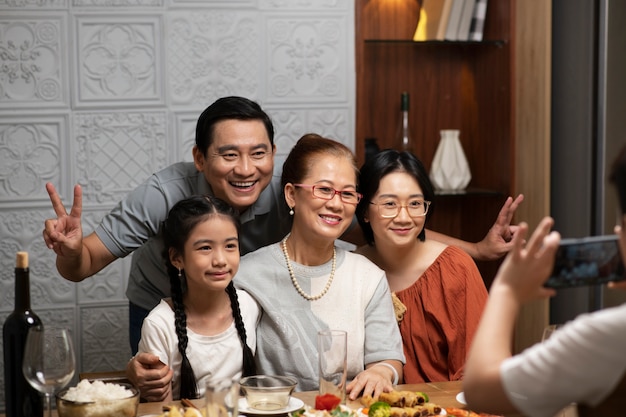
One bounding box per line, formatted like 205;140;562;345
356;150;435;245
162;195;256;399
195;96;275;155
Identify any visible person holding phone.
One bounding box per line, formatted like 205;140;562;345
463;145;626;416
544;235;625;289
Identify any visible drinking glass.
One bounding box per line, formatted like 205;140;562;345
206;378;239;417
22;326;76;417
542;324;562;341
317;329;347;403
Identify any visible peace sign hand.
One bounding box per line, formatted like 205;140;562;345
43;183;84;258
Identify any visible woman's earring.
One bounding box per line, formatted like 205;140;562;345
289;207;294;216
178;268;182;278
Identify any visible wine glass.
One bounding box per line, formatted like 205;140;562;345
541;324;562;341
22;326;76;417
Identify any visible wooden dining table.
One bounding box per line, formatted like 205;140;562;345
0;380;576;417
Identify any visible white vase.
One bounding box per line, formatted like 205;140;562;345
429;129;472;191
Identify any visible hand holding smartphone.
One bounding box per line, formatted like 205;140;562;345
544;235;626;289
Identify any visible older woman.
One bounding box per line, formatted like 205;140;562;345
355;149;487;383
235;134;404;400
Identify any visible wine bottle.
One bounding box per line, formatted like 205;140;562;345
396;91;412;152
3;252;43;417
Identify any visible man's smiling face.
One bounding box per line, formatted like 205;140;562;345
194;118;275;212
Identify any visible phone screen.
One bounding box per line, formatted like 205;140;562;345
544;235;626;289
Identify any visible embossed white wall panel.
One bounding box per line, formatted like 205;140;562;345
73;15;165;107
80;304;131;373
0;114;68;205
0;0;67;8
173;111;199;163
0;13;68;108
259;0;350;10
169;0;254;7
72;110;169;205
73;0;163;7
266;15;349;103
0;2;355;408
166;11;262;107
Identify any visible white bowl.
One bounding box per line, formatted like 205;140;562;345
56;381;139;417
240;375;298;411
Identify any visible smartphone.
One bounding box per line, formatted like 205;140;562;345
544;235;626;289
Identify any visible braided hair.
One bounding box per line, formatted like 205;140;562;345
162;195;256;399
226;281;256;377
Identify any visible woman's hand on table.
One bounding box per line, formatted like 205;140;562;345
126;352;173;402
346;361;402;401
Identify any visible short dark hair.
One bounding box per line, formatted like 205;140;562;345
356;149;435;245
195;96;274;155
609;145;626;215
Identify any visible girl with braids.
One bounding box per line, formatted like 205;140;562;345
137;195;259;401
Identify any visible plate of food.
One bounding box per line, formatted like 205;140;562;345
147;405;203;417
303;390;446;417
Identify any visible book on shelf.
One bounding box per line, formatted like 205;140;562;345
468;0;488;41
414;0;454;41
456;0;477;41
445;0;466;40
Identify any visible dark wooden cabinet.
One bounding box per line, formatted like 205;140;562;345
355;0;515;285
355;0;552;351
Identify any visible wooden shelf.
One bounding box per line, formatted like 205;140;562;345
355;0;514;282
434;187;502;197
364;39;507;47
355;0;552;353
355;0;552;351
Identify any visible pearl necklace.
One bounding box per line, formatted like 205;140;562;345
281;236;336;301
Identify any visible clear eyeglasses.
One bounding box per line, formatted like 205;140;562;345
294;184;362;205
369;200;431;218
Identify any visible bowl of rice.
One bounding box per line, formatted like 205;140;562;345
56;379;139;417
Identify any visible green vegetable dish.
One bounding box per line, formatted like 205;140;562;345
368;401;391;417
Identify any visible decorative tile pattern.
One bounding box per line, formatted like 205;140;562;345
36;308;76;335
73;0;162;7
269;107;352;157
0;208;73;309
169;0;253;7
173;111;201;163
259;0;348;9
72;111;168;205
74;15;164;106
77;210;128;303
36;308;80;386
266;15;348;102
0;0;67;8
0;3;355;411
268;109;305;158
0;14;67;107
309;107;351;147
0;115;66;204
166;11;260;106
80;304;131;372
